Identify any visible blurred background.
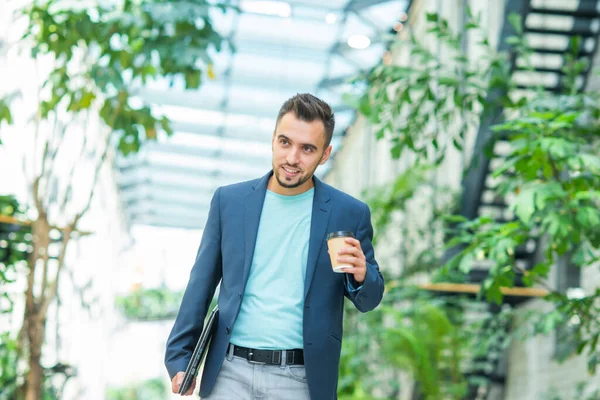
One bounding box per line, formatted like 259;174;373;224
0;0;599;399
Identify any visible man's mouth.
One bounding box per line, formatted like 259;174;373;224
282;166;300;177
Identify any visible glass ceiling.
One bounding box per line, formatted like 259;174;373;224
116;0;409;230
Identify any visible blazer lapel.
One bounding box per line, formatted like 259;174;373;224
304;176;331;299
242;172;271;285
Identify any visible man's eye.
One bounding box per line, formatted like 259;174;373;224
304;147;313;152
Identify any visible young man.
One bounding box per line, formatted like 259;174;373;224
165;93;384;400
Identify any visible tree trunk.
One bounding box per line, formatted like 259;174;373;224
23;216;51;400
24;311;46;400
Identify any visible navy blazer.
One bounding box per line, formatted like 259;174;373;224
165;171;384;400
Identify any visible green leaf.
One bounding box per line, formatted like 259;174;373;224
512;186;536;224
358;95;372;117
438;76;457;86
508;13;523;34
576;207;600;228
588;353;599;375
452;137;463;151
458;253;474;274
505;36;521;45
426;13;439;22
444;214;468;224
184;70;201;89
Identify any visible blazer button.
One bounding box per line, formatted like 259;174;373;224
226;327;231;335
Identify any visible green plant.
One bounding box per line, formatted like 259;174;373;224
115;287;183;321
0;195;31;313
444;88;600;369
543;381;600;400
0;332;20;400
1;1;224;397
344;7;600;398
347;10;518;165
0;96;15;145
365;165;429;244
105;378;167;400
379;300;468;399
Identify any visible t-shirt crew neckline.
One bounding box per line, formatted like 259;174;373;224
266;187;314;200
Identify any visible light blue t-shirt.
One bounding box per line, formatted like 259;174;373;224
230;188;314;350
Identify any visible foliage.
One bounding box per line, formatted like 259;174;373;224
0;195;31;310
0;96;15;145
444;92;600;366
347;9;517;165
0;332;20;400
11;0;224;154
378;298;468;399
105;378;167;400
115;286;183;321
543;381;600;400
365;165;429;244
0;196;29;399
340;281;513;399
345;7;600;398
1;1;223;397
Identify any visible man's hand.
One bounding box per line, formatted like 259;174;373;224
171;371;196;396
337;237;366;283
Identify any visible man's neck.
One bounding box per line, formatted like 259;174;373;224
267;175;314;196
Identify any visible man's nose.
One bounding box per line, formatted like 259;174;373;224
286;148;300;164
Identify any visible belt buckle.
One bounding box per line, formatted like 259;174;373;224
247;350;265;364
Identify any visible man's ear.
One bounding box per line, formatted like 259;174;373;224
320;145;333;165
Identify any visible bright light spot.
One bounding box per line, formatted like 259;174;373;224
347;34;371;50
326;13;337;24
240;1;292;18
399;12;408;21
566;287;585;300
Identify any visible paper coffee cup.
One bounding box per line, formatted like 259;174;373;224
326;231;355;273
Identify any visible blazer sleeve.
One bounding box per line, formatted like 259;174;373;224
164;187;223;379
344;203;384;312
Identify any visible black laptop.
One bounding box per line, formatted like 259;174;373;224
178;305;219;395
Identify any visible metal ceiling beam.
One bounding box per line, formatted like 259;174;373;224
144;90;354;120
117;162;265;184
317;74;357;88
140;88;276;119
118;178;218;195
347;0;397;12
119;181;216;198
131;214;207;230
169;121;273;143
125;196;211;214
121;187;214;204
141;142;272;166
233;36;332;63
135;73;318;101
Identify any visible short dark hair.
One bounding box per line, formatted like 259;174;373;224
275;93;335;148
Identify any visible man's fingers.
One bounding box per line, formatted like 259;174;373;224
338;246;365;259
171;372;184;394
344;237;361;247
185;378;196;396
338;246;357;255
337;256;359;265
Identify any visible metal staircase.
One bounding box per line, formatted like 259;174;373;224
460;0;600;305
456;0;600;399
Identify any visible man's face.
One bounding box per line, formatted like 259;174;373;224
271;112;332;195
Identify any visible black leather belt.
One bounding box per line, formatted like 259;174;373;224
230;344;304;365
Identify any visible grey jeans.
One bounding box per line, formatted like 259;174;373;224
202;347;311;400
